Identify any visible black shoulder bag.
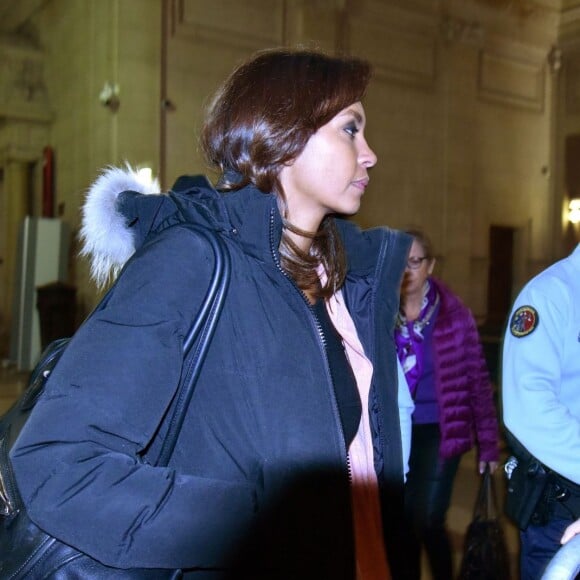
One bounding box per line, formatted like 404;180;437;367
458;465;512;580
0;223;230;579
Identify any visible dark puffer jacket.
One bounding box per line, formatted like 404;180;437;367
11;169;411;578
431;278;499;461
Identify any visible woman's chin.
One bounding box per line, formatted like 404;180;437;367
341;200;362;216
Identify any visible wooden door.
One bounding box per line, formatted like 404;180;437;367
487;225;514;334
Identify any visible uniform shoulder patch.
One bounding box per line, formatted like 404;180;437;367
510;305;539;338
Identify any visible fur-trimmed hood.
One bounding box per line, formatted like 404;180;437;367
80;165;163;288
80;165;289;291
80;166;240;289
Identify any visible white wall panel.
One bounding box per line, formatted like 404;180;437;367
10;217;69;370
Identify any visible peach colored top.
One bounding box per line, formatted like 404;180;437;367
326;289;391;580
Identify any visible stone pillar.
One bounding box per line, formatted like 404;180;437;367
438;16;483;303
0;37;52;359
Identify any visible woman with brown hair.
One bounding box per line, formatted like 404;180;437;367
12;49;412;578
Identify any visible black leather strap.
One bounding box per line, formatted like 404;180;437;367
156;223;230;466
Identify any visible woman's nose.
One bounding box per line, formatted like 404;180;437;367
360;138;377;168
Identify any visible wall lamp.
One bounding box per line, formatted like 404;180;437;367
568;199;580;224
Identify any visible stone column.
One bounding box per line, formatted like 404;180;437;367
0;37;52;359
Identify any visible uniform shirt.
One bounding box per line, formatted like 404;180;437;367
502;244;580;484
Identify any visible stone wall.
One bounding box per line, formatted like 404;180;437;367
0;0;577;356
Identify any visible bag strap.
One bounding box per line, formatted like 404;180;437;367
474;464;500;520
155;223;230;466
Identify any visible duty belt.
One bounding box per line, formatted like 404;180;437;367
550;474;580;520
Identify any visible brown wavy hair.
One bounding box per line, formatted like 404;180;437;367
200;48;372;298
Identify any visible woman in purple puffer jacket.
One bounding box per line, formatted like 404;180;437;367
394;229;500;580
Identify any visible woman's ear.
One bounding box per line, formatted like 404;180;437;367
428;258;436;275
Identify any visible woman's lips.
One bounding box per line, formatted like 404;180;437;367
352;178;369;191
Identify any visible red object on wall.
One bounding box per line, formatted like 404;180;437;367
42;146;55;217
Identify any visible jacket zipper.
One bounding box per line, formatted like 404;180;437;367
268;211;351;481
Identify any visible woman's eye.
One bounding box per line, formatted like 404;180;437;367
344;123;359;138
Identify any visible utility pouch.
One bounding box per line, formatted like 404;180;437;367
504;454;550;529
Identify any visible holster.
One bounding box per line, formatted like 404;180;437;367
504;454;549;529
504;430;580;530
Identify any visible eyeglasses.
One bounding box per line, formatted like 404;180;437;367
406;256;429;270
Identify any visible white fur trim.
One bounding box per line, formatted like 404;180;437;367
80;164;160;288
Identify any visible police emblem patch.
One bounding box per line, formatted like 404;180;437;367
510;305;539;338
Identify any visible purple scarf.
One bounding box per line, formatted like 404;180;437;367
394;280;440;397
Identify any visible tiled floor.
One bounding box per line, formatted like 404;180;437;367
0;363;520;579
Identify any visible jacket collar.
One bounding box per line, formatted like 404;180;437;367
172;177;283;266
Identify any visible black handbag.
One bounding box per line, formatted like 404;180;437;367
458;465;512;580
0;223;231;579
